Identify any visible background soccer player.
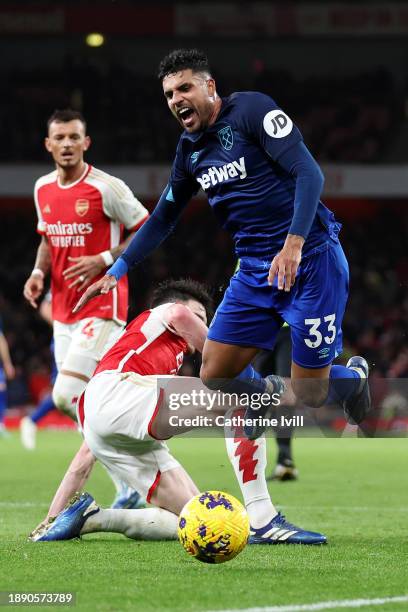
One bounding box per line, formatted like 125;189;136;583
75;49;370;543
23;109;149;507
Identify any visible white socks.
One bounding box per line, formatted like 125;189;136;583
81;507;178;541
225;424;277;528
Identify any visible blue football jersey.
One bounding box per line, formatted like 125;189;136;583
169;91;340;260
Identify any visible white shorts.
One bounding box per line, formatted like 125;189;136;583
53;318;124;377
80;371;180;500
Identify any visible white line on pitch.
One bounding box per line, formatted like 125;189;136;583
207;594;408;612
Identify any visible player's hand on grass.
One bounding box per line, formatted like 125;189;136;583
268;234;304;291
72;275;117;313
63;255;106;292
23;272;44;308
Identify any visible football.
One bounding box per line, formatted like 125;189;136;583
177;491;250;564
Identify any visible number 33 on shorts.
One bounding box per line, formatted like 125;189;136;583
304;314;336;349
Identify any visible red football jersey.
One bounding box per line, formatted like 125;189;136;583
95;303;188;376
34;164;148;324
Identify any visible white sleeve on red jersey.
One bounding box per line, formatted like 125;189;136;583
33;170;58;234
86;167;148;231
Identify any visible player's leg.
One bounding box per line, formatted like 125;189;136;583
200;269;288;425
197;281;324;542
33;467;192;543
225;417;277;528
21;340;58;450
32;375;198;542
81;465;199;540
35;444;194;542
52;319;83;418
288;242;369;422
224;412;325;544
20;394;54;450
149;464;199;515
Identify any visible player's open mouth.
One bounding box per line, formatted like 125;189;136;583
178;107;196;128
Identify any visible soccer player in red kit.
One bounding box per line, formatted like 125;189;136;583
23;109;149;507
24;109;148;417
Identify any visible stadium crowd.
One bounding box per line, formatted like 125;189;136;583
1;59;401;164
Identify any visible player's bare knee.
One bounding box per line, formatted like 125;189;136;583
200;362;235;388
52;373;88;419
52;385;72;415
152;468;199;514
292;378;328;408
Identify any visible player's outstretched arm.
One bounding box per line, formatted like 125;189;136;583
73;274;117;313
30;441;96;535
62;220;149;293
73;185;189;312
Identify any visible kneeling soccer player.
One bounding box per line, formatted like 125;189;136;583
31;279;326;545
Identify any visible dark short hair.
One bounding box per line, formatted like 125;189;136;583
47;109;86;133
158;49;211;81
150;278;213;319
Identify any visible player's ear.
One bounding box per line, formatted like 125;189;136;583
83;135;91;151
44;137;52;153
206;78;216;98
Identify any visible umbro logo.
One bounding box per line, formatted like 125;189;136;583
191;151;201;165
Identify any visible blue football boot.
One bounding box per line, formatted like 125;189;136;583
111;484;146;509
249;512;327;545
244;375;286;440
30;493;99;541
344;356;371;425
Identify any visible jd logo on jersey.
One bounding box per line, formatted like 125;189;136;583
75;199;89;217
263;110;293;139
218;126;234;150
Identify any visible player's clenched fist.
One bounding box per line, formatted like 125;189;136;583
23;272;44;308
73;275;117;313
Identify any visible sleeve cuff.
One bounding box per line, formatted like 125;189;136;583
107;258;129;281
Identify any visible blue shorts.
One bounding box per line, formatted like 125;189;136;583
207;241;349;369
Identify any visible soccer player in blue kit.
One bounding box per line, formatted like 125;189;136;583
75;49;370;545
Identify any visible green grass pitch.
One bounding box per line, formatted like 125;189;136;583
0;431;407;611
